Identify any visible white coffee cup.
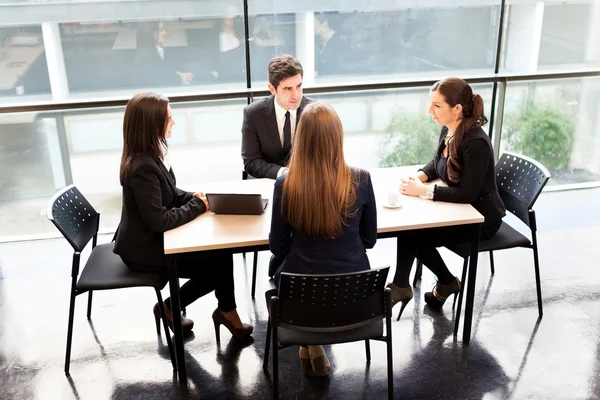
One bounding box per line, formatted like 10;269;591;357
387;191;399;206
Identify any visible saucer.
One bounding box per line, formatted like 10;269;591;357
383;202;403;209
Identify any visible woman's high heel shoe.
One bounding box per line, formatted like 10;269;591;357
153;301;194;337
211;309;253;343
299;346;311;374
386;283;413;321
307;345;331;377
424;277;461;310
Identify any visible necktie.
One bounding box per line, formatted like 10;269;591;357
283;111;291;150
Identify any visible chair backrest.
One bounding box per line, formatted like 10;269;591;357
47;185;99;253
496;152;550;227
277;266;390;332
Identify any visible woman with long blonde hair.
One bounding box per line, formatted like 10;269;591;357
269;102;377;376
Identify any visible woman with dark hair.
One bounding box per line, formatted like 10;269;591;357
388;77;505;316
269;102;377;376
114;92;252;341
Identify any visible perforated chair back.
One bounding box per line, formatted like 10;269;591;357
278;266;389;331
496;152;550;227
47;185;99;252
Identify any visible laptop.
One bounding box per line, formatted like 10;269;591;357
206;193;269;215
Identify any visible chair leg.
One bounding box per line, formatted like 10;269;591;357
532;246;543;317
251;252;258;299
86;291;93;320
272;323;279;399
489;251;495;275
453;258;468;336
263;317;271;370
412;260;423;287
365;340;371;362
155;289;176;370
386;315;394;399
65;289;77;374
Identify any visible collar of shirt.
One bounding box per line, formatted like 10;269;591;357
273;97;297;145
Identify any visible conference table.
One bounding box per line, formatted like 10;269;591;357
164;166;484;381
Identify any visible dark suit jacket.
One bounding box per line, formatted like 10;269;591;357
113;154;206;270
269;168;377;277
420;126;505;227
241;95;312;179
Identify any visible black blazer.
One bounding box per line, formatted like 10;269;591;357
420;126;505;227
113;154;206;269
241;95;312;179
269;168;377;276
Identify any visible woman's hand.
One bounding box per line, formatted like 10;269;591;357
399;177;428;197
193;192;210;211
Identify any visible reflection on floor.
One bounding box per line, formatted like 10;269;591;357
1;188;599;399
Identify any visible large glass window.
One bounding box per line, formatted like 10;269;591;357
61;17;248;97
501;77;600;186
248;4;501;86
0;99;247;240
311;84;494;169
502;1;600;72
0;25;51;103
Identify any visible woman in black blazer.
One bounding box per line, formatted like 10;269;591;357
269;102;378;377
113;93;252;340
388;77;505;316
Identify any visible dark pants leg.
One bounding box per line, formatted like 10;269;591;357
394;242;454;287
393;221;502;287
165;253;237;312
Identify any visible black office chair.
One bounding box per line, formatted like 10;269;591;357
47;185;175;374
410;152;550;325
242;170;260;299
263;266;393;399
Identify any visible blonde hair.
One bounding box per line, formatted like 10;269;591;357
282;102;357;239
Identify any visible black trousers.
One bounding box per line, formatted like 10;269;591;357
392;220;502;287
126;253;237;312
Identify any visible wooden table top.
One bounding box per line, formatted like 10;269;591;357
164;167;484;255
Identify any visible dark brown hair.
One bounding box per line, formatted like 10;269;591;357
119;92;169;185
282;102;357;240
268;55;303;89
431;77;488;183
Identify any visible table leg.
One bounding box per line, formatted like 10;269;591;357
462;223;480;343
167;256;187;381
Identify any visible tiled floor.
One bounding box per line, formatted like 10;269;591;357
1;188;599;399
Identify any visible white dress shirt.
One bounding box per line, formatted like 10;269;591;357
273;97;297;146
273;98;297;177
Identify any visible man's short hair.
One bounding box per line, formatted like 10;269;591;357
268;55;303;89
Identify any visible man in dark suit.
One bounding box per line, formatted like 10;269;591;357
241;55;311;180
241;55;311;277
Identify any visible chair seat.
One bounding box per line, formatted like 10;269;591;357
278;320;384;346
448;221;532;258
77;243;167;293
